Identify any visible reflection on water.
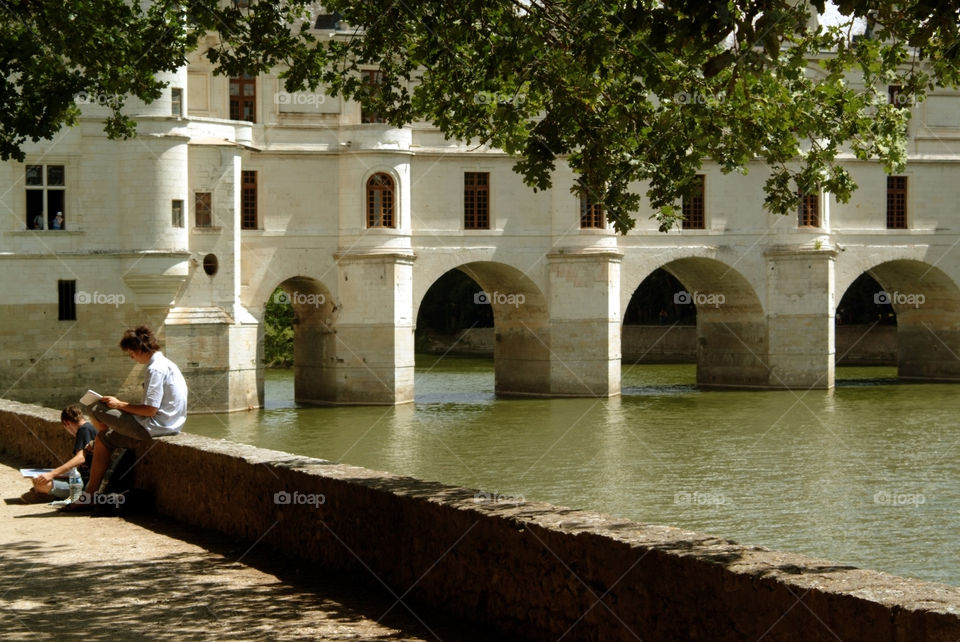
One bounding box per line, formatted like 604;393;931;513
186;358;960;586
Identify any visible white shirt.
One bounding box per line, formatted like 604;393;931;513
135;351;188;436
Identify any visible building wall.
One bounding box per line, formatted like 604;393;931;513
1;53;960;409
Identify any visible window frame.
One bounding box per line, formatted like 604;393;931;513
797;189;821;228
464;171;490;230
194;192;213;228
360;69;386;124
58;280;76;321
241;170;258;230
681;175;705;230
172;199;184;228
366;172;396;228
579;193;605;229
229;74;257;122
25;164;66;230
886;176;908;229
171;87;183;117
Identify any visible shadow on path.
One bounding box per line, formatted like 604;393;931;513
0;453;496;641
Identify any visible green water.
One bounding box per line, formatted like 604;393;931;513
186;358;960;587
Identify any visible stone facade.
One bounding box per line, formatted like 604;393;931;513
2;41;960;411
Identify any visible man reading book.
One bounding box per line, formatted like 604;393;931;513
71;325;187;508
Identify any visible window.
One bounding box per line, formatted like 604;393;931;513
681;175;705;229
464;172;490;230
171;88;183;117
579;193;605;228
229;74;256;122
195;192;212;228
888;85;903;106
241;171;258;229
314;13;342;29
25;164;65;230
366;173;395;228
58;280;76;321
203;253;219;276
887;176;907;229
360;69;386;124
172;200;184;228
797;190;820;227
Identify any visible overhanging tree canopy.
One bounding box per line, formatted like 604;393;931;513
3;1;959;232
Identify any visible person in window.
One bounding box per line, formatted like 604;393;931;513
19;405;96;503
69;325;188;509
52;211;63;229
31;214;43;230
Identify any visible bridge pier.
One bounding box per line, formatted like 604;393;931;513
764;246;837;389
165;307;260;412
330;251;416;404
546;250;622;397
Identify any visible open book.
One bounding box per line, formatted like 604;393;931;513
79;389;102;405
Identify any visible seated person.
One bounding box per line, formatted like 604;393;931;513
72;325;187;508
20;405;96;503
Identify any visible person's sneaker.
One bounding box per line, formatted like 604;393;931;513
19;489;51;504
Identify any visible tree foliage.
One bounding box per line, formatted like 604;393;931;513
5;1;960;232
263;287;294;367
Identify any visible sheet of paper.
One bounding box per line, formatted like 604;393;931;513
20;468;53;478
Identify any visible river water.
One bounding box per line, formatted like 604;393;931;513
185;358;960;586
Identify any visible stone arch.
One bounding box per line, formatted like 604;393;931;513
623;257;769;388
839;260;960;381
415;261;550;396
266;276;338;404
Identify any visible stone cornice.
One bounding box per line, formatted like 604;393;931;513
333;248;417;264
0;250;191;259
763;244;840;260
546;247;624;262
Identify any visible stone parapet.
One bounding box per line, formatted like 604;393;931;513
2;398;959;640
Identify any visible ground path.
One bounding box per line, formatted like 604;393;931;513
0;455;493;641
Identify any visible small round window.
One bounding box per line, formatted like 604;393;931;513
202;253;219;276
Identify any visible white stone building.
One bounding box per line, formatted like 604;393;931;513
3;24;960;413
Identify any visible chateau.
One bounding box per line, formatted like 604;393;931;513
3;24;960;413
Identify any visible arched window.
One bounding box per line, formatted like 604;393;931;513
366;173;395;228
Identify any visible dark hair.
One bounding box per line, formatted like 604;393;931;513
119;325;160;354
61;404;85;424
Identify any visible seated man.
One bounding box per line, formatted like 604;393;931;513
20;405;96;503
70;325;187;509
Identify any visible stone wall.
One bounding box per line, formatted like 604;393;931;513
424;325;898;367
622;325;698;363
836;324;898;366
3;398;960;641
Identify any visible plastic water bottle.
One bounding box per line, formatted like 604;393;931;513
68;467;83;502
